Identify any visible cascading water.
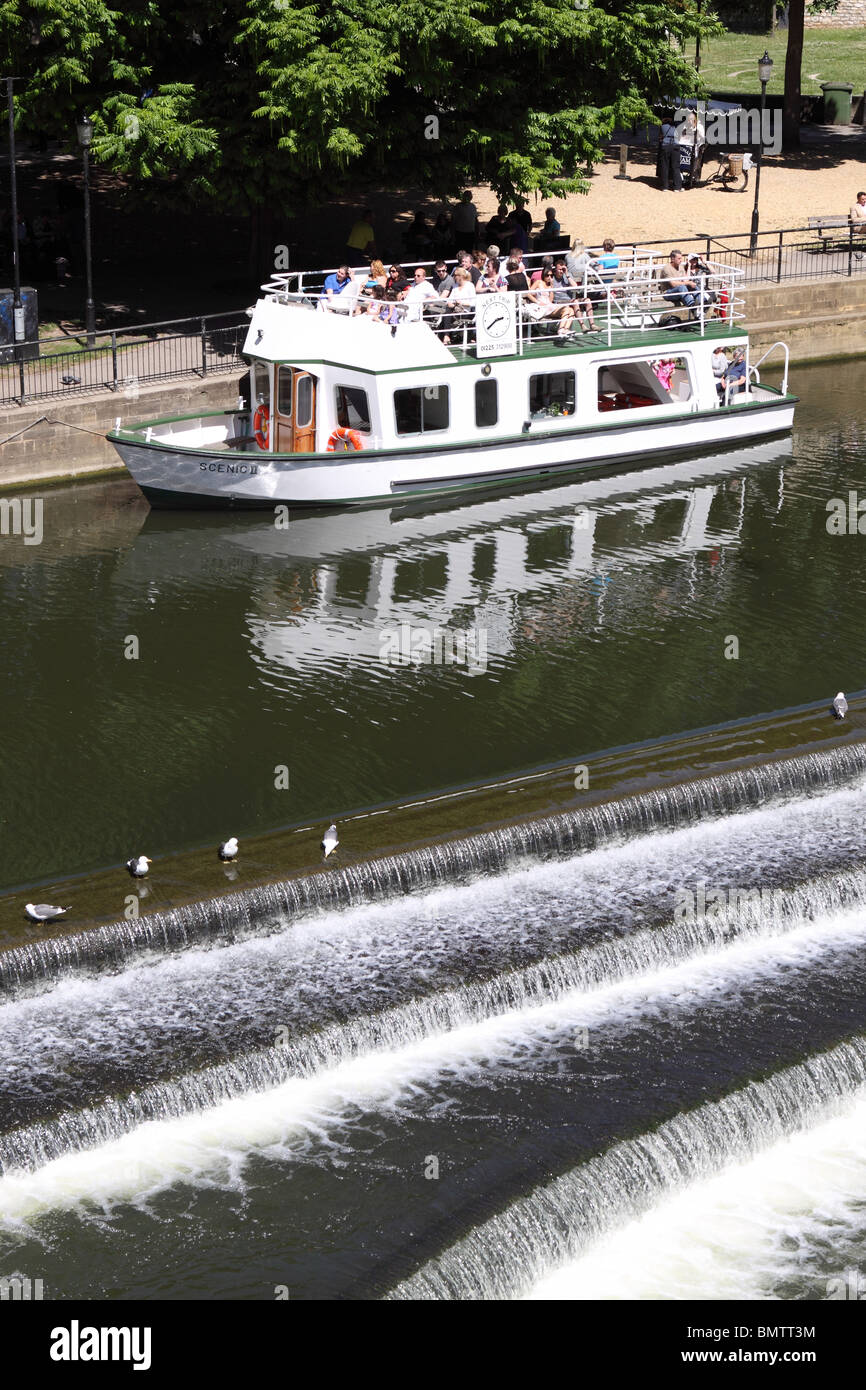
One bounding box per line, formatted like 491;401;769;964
2;860;865;1179
387;1036;866;1301
2;740;865;998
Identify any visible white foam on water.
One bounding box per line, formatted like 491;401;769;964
526;1090;866;1301
2;905;866;1226
3;773;865;1065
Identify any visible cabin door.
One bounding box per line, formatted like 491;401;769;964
274;367;317;453
293;371;317;453
275;366;294;453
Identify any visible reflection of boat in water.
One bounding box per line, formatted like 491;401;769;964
117;438;792;672
109;258;795;509
130;435;792;566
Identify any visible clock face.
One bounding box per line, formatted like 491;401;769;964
481;298;512;337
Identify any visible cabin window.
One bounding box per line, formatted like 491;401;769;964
335;385;371;433
529;372;575;419
277;367;293;417
296;375;314;428
475;379;498;428
394;385;450;435
253;362;270;408
596;358;691;413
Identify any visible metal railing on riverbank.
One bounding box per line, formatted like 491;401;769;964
0;311;249;408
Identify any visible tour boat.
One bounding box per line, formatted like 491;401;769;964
107;255;796;509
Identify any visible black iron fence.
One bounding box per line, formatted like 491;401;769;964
1;222;863;408
634;224;866;286
0;311;249;407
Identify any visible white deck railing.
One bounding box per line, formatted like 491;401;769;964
259;258;745;352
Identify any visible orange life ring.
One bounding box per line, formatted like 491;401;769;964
327;427;363;453
253;404;270;450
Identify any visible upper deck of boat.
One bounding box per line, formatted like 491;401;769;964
249;248;748;373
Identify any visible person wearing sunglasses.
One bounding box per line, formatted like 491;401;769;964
523;270;576;338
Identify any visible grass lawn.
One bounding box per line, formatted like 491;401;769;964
695;27;866;98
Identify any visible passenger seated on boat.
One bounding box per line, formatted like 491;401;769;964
725;347;748;395
506;256;529;292
385;263;409;295
477;256;508;293
403;266;441;320
593;239;620;278
523;269;576;339
529;255;555;285
319;264;354;310
659;249;711;312
380;287;403;326
440;267;476;344
431;260;456;294
361;259;387;296
457;249;482;285
552;258;596;332
687;255;717;304
712;346;728;397
365;286;387;320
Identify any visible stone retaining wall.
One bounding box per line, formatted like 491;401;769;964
806;0;866;26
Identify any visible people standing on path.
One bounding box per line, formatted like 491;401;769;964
659;114;683;192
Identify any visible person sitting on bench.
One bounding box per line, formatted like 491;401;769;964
659;249;711;312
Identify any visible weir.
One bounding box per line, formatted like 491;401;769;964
2;739;865;999
2;860;866;1177
387;1036;866;1300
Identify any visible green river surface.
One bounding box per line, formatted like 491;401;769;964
0;358;861;894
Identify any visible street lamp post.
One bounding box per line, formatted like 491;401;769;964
5;76;26;396
76;114;96;345
749;50;774;258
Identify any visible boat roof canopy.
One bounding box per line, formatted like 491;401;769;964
243;296;455;371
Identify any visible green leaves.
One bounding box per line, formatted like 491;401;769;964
3;0;719;214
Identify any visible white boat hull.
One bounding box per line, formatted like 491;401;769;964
111;397;795;509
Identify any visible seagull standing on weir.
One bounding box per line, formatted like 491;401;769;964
321;823;339;859
25;903;70;923
832;692;848;721
218;837;239;861
126;855;152;877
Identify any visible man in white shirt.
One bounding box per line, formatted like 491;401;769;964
850;191;866;258
403;267;440;321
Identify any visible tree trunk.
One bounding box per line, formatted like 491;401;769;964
783;0;804;151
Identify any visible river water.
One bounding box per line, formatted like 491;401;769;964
1;357;865;1300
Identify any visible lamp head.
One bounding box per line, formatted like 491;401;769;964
757;51;774;85
76;115;93;148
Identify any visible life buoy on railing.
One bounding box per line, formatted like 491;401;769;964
253;404;270;450
326;427;363;453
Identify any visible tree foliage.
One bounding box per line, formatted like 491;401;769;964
783;0;840;150
2;0;722;209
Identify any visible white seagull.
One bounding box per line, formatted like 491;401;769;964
321;823;339;858
126;855;152;877
832;692;848;721
25;903;70;923
218;837;239;861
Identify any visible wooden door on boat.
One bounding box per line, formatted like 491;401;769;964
275;366;294;453
274;367;317;453
293;372;317;453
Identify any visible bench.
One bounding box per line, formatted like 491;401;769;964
806;215;852;254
